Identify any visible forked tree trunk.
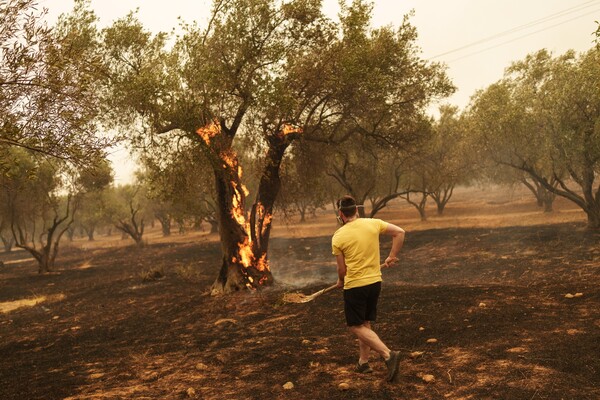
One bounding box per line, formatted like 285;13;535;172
114;194;145;246
211;166;275;293
431;184;454;216
208;127;297;294
14;214;73;273
404;191;428;221
521;178;556;213
298;207;306;223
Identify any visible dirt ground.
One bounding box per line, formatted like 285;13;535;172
1;187;599;399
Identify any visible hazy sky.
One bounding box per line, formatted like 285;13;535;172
40;0;600;182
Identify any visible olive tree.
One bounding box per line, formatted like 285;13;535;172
469;48;600;229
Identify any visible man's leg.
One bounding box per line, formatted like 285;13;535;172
350;323;400;382
358;322;374;364
349;323;390;360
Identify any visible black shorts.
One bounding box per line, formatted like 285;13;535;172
343;281;382;326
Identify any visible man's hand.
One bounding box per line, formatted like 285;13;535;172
336;278;344;288
384;257;399;268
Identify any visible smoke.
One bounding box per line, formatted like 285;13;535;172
269;254;337;289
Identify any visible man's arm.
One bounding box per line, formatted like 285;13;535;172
335;254;347;288
383;223;405;267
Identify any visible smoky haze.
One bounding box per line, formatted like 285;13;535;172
268;237;338;289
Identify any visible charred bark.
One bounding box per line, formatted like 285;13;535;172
209;126;298;294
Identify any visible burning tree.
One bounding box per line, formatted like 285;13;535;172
100;0;453;292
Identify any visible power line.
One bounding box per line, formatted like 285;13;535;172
429;0;600;60
443;6;600;63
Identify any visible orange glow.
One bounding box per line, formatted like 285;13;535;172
216;145;272;286
262;213;273;234
257;254;269;272
196;119;221;145
280;123;303;136
238;238;255;268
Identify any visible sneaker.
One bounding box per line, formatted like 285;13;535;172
355;362;373;373
384;351;400;382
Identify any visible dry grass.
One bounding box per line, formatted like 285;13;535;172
0;293;66;314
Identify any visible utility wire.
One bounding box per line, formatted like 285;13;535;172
429;0;600;60
443;6;600;63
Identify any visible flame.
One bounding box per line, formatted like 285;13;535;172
255;202;273;235
262;213;273;234
257;253;269;272
214;144;272;288
196;119;221;145
238;237;255;267
280;123;303;136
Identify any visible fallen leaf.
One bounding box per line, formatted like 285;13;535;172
426;338;438;344
422;374;435;383
283;382;294;390
564;294;575;299
338;382;350;391
409;351;424;359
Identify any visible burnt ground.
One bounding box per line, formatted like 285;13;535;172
1;222;599;399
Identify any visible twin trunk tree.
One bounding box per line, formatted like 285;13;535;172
11;196;76;274
197;120;300;293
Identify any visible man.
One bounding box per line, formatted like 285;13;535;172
331;195;406;382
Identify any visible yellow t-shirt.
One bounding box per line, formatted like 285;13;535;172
331;218;388;289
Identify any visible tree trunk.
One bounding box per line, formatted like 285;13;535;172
404;192;428;221
66;227;74;241
21;225;66;273
156;213;171;236
211;168;271;293
12;197;75;273
586;208;600;230
115;198;145;246
431;185;454;216
208;219;219;234
1;235;14;252
85;226;95;241
542;192;555;213
298;207;306;223
209;128;296;294
115;219;145;247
